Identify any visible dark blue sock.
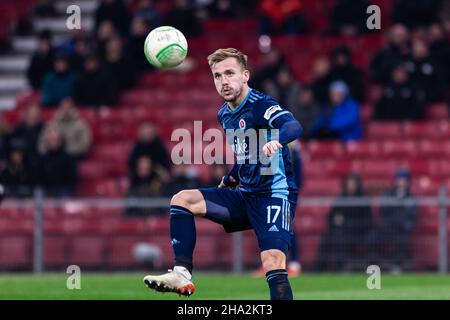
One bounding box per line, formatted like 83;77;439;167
170;205;196;273
266;269;293;300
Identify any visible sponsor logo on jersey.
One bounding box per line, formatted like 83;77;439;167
268;225;279;232
263;105;282;120
238;118;246;129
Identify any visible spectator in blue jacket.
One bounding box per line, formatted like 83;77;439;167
309;81;362;142
41;54;77;107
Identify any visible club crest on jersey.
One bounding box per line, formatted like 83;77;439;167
263;105;282;120
238;118;246;129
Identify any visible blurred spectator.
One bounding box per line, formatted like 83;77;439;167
41;54;77;107
365;168;419;273
406;38;446;102
251;48;286;91
0;146;33;198
95;0;131;37
289;86;321;139
38;98;92;160
258;0;306;35
128;122;171;176
69;37;90;72
311;56;331;104
207;0;237;18
331;0;371;35
134;0;162;29
10;104;44;166
0;115;11;167
165;0;202;38
34;0;57;17
428;23;450;83
374;63;426;121
167;165;201;194
73;53;117;106
265;67;301;109
126;16;154;72
124;155;169;217
328;45;365;103
309;81;362;141
392;0;441;30
204;163;228;188
96;20;119;60
315;173;372;272
104;36;136;90
370;24;411;85
56;29;86;57
26;30;54;90
36;126;77;197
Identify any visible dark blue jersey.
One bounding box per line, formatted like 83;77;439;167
217;88;301;200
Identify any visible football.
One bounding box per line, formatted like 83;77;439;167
144;26;188;69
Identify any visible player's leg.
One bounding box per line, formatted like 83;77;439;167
144;189;206;296
261;245;293;300
144;188;247;296
247;195;296;300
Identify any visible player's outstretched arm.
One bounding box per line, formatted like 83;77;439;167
263;115;303;157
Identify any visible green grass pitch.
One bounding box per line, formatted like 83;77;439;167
1;273;450;300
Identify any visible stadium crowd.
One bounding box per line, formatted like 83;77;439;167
0;0;449;272
0;0;450;200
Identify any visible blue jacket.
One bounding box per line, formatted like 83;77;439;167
312;97;362;141
41;71;77;107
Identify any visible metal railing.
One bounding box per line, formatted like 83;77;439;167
1;187;448;274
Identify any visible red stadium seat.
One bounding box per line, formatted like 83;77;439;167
344;141;380;159
418;140;450;158
415;207;438;233
67;237;104;268
366;122;402;139
380;140;417;158
91;142;133;162
360;160;397;178
411;176;440;196
296;206;328;234
301;178;341;196
104;236;148;268
410;235;438;269
307;141;344;158
44;236;67;268
402;121;449;140
0;218;34;235
78;160;108;180
298;234;321;269
0;237;31;269
426;102;449;119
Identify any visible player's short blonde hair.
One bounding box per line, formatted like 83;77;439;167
207;48;248;70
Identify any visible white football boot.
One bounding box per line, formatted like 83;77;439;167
143;267;195;297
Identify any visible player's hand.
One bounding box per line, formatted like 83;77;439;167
263;141;283;157
219;176;238;188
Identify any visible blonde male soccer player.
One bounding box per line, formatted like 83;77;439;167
144;48;303;300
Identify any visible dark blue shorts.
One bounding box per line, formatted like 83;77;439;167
198;188;297;254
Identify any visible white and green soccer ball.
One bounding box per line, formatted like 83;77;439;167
144;26;188;69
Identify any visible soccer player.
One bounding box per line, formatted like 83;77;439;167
144;48;303;300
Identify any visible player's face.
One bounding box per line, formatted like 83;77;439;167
211;57;249;105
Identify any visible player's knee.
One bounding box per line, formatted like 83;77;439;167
170;190;202;215
261;249;286;272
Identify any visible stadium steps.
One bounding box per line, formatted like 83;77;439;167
32;16;95;35
0;1;99;111
54;0;99;15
